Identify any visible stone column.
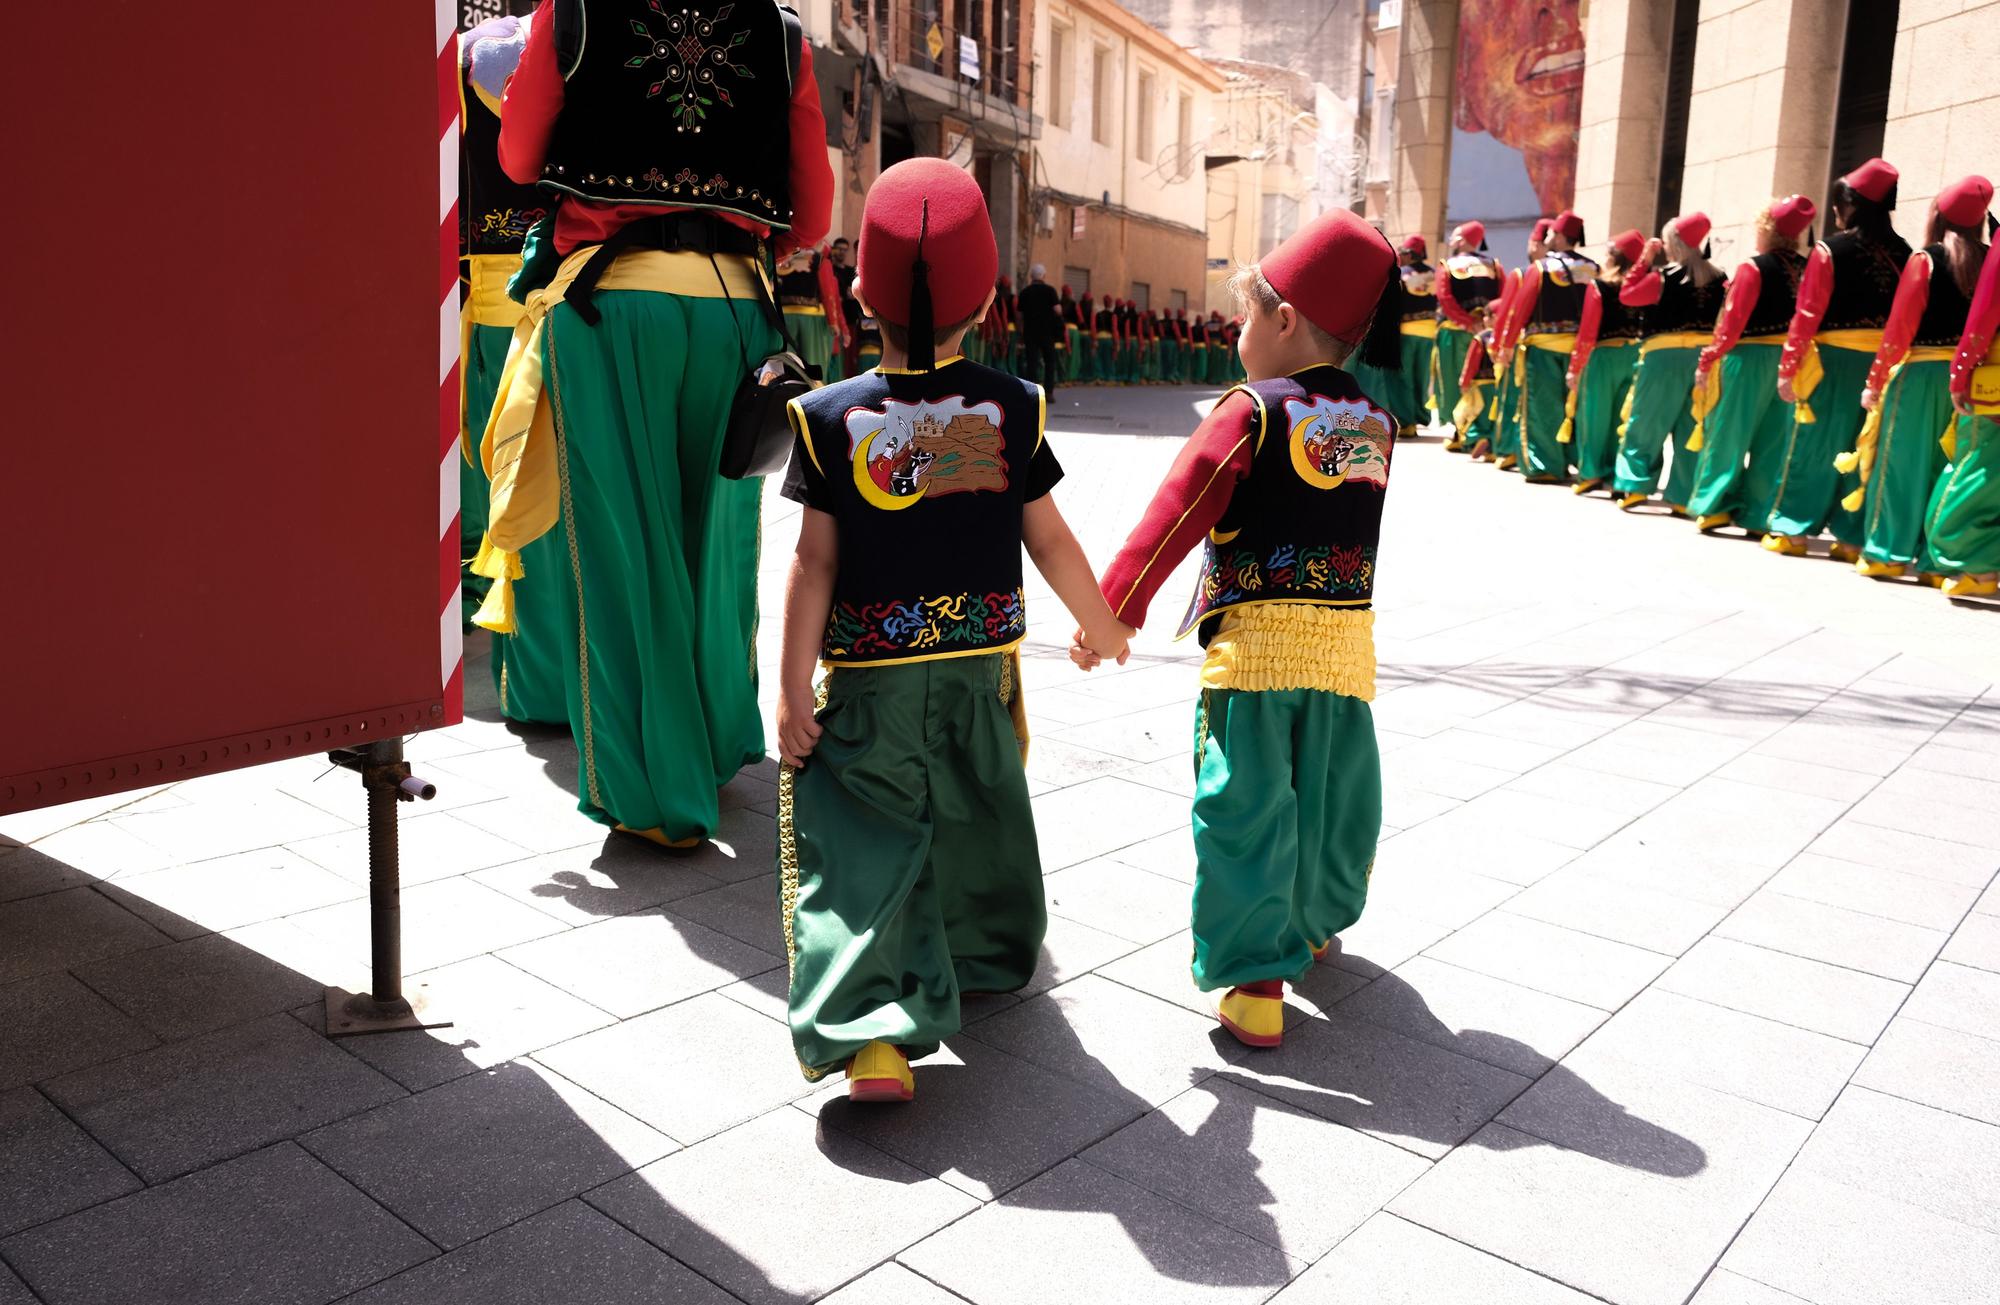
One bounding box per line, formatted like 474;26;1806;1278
1880;0;2000;223
1572;0;1675;248
1391;0;1459;245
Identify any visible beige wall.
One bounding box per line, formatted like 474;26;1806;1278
1880;0;2000;228
1572;0;1674;249
1389;0;1458;248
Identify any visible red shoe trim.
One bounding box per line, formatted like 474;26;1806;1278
1240;980;1285;997
847;1076;914;1103
1218;1009;1283;1048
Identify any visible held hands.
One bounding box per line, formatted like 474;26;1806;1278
1068;622;1135;672
776;682;823;768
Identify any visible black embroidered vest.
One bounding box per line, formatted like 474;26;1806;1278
1178;367;1393;639
540;0;796;230
1744;249;1808;336
461;70;549;258
1524;252;1599;333
1442;253;1501;316
1821;229;1911;331
792;361;1048;664
1401;262;1437;322
1647;264;1728;336
1594;278;1645;341
1094;308;1116;333
1913;244;1976;347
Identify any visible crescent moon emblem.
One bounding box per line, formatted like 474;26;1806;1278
1289;414;1346;489
852;428;927;511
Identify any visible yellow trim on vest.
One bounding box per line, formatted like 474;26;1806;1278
875;354;967;376
1522;332;1580;353
820;636;1025;670
1199;604;1376;699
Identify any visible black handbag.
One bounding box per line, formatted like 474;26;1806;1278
722;348;817;479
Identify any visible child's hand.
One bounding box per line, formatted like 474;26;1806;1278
776;683;823;768
1069;628;1102;671
1081;621;1135;669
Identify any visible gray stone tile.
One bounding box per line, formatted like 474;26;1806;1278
900;1158;1299;1305
1941;910;2000;971
1106;828;1196;884
1371;820;1578;887
1084;1078;1431;1260
108;848;363;941
341;1200;736;1305
1645;682;1828;741
0;1086;139;1237
1395;727;1568;776
1462;698;1631;750
535;991;814;1144
1380;784;1462;830
1046;702;1198;764
430;796;602;857
1899;960;2000;1037
1850;770;2000;849
290;809;533;887
1267;1212;1601;1305
587;1107;977;1305
0;972;158;1090
11;820;176;881
300;1060;671;1249
1228;1010;1531;1160
1806;820;1998;888
807;1035;1144;1200
1854;1017;2000;1126
1029;777;1189;870
1907;739;2000;783
0;887;171;983
1980;875;2000;915
1423;912;1671;1010
1713;751;1884;801
1339;957;1606;1078
0;845;89;903
818;1264;966;1305
0;1143;433;1305
113;791;352;863
1613;778;1851;869
1043;857;1189;943
1503;864;1731;954
42;1011;404;1182
1562;989;1866;1120
1324;908;1455;979
1657;936;1910;1044
1502;762;1682;816
1023;736;1143;789
1716;891;1948;982
1687;1271;1815;1304
336;953;616;1092
1561;719;1752;787
1098;933;1364;1027
0;1263;29;1305
1765;853;1980;930
1722;1171;2000;1305
1356;847;1520;928
67;919;348;1042
1005;913;1144;1003
716;964;791;1023
663;874;787;957
497;906;778;1019
1753;708;1942;776
1793;1086;2000;1235
288;876;564;974
470;839;725;926
1428;790;1638;851
1378;749;1516;802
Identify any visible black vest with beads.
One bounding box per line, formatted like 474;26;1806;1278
1594;277;1645;341
1820;229;1912;331
1178;367;1394;639
1913;244;1976;347
1744;248;1808;336
1400;262;1437;323
1523;252;1600;333
539;0;797;231
1646;264;1729;336
461;70;549;257
1441;252;1502;316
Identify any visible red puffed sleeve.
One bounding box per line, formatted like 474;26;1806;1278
1952;244;2000;401
1501;267;1538;351
497;0;560;185
1568;283;1604;388
1620;265;1664;307
1698;261;1762;375
816;251;849;347
1100;390;1260;628
1778;243;1834;379
1458;332;1488;390
1865;253;1932;396
1435;264;1478;329
776;44;833;255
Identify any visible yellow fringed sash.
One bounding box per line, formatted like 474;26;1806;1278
1399;319;1440;339
1789;328;1886;424
471;244;768;633
1200;603;1376;699
1640;331;1713;355
1834;347;1959;511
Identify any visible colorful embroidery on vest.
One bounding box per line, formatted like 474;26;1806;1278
843;395;1011;511
1283;396;1392;490
823;588;1027;659
627;1;757;129
1199;543;1376;609
477;205;547;244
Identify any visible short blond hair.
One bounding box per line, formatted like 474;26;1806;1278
1226;264;1352;362
1754;199;1804;253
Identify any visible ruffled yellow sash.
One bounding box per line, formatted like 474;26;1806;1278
1200;603;1375;699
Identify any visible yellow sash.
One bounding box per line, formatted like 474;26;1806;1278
781;303;825;317
458;254;530;464
1438;319;1468;333
1791;327;1886;424
1973;335;2000;415
1640;331;1712;355
471;244;768;633
1400;319;1439;340
1834;346;1959;511
1200;605;1375;698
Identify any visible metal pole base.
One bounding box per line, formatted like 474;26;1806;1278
323;981;451;1039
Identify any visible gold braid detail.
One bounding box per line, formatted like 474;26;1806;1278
546;322;603;811
779;675;834;1081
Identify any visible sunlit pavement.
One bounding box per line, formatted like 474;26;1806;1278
3;382;1997;1304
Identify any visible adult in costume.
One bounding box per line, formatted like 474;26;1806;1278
1687;196;1815;535
1119;299;1140;383
1765;158;1911;558
776;244;849;383
1849;176;1992;578
478;0;832;848
1206;310;1231;385
1922;218;2000;597
1060;284;1083;381
1485;219;1549;467
1512;210;1599;483
1434;221;1502;453
1017;264;1062;393
1564;229;1646;496
1351;236;1427;436
1093;297;1119;383
1611;212;1726;512
829;235;858;378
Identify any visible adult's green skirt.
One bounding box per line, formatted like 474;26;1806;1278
1922;414;2000;576
1614;343;1701;503
783;307;839;384
1857;359;1954;567
1573;341;1638;484
1517;346;1571;481
1688;343;1790;527
1766;343;1870;543
1433;326;1472;448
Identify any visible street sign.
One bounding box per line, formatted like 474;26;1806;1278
959;34;980;81
925;22;944;62
1072;206;1087;238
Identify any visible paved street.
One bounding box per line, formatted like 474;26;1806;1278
3;381;1998;1305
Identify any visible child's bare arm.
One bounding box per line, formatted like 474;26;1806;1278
778;508;839;767
1024;497;1132;666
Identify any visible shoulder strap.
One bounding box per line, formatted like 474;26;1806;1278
553;0;584;79
780;4;802;89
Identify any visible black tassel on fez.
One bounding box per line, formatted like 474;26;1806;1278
907;199;935;372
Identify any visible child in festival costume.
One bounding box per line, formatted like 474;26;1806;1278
1923;212;2000;597
1085;209;1403;1048
1564;229;1647;496
776;158;1131;1103
1611;212;1727;514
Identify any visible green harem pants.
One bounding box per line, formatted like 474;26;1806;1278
1434;326;1472;448
1492;361;1521;462
1191;687;1382;992
1517;346;1572;481
1767;344;1870;544
1572;340;1637;485
1688;343;1790;527
543;288;776;839
1348;357;1418;433
782;654;1045;1079
1614;343;1702;503
783;308;839;385
1859;359;1953;568
1209;343;1233;386
1923;414;2000;576
1402;331;1437;426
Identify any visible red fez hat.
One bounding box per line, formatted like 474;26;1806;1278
1400;234;1427;255
1770;194;1816;239
856;158;995;329
1553;210;1585;243
1939;175;1994;228
1259;208;1397;343
997;274;1012;288
1060;282;1073;296
1608;229;1644;264
1672;211;1711;248
1530;217;1553;241
1451;221;1486;247
1176;307;1187;317
1842;158;1898;205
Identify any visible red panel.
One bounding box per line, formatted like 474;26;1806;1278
1;3;461;814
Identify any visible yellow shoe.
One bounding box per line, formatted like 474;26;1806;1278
1945;573;2000;598
1444;439;1467;453
1572;478;1604;496
1696;512;1734;534
1617;492;1649;511
1495;455;1519;470
1310;940;1332;964
1918;572;1948;589
614;823;704;854
1667;502;1693;519
1217;984;1285;1049
1469;439;1493;461
846;1041;914;1103
1761;533;1809;557
1828;542;1862;564
1854;558;1907;579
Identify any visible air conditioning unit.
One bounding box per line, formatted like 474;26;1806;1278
1039;202;1058;234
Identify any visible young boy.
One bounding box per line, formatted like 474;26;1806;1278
776;158;1131;1103
1084;209;1401;1048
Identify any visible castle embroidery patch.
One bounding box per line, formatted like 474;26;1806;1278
843;396;1010;510
1282;395;1391;490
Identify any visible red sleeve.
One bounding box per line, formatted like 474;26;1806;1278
1435;265;1477;328
1568;283;1604;387
1865;253;1932;395
1952;244;2000;400
1779;243;1834;379
1458;333;1488;390
776;43;833;255
1099;391;1260;628
1699;261;1761;374
497;0;561;185
816;252;848;346
1619;265;1664;307
1501;268;1537;350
